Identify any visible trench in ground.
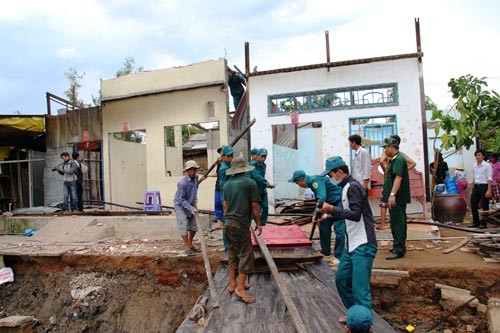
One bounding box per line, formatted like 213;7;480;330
0;255;498;333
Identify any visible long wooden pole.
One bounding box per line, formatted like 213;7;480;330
251;220;308;333
200;118;256;181
194;210;219;309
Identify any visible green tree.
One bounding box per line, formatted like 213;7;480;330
92;57;144;106
116;56;144;77
64;67;86;107
430;75;500;194
432;75;499;153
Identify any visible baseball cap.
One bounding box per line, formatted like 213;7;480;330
221;146;234;156
320;156;346;177
288;170;307;183
380;137;399;148
346;305;372;332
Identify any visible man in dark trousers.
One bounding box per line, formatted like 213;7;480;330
55;152;78;212
223;157;262;304
227;68;246;110
317;156;377;315
247;148;274;226
289;169;345;259
218;145;234;251
381;137;410;260
72;152;87;212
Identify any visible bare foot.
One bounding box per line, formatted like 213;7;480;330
234;290;255;304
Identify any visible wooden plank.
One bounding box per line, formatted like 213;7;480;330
442;236;473;254
251;221;308;333
194;210;218;309
305;261;396;333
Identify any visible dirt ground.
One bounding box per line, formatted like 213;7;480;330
0;218;499;333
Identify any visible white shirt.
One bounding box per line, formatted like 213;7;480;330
473;161;492;184
352;146;371;185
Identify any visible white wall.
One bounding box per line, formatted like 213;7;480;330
101;59;229;210
249;58;426;212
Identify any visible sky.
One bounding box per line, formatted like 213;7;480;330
1;0;499;115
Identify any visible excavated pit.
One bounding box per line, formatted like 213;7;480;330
1;253;498;333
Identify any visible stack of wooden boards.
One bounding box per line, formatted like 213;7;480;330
270;199;315;225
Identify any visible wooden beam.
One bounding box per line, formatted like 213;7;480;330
251;221;308;333
194;210;219;309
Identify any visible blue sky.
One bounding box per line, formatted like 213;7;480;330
1;0;499;115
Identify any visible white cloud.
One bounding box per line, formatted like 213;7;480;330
146;53;186;71
55;47;81;60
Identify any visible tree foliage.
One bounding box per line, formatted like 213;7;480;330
431;74;500;152
116;56;144;78
64;67;86;107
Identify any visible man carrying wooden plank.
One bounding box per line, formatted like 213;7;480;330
289;169;345;259
247;148;274;226
218;146;234;251
317;156;377;315
223;157;262;304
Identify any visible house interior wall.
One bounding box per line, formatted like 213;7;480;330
102;81;228;210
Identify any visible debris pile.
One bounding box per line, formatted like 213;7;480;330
271;199;315;225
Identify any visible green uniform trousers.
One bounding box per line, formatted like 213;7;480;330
336;243;377;310
319;218;345;259
389;204;407;255
260;191;268;226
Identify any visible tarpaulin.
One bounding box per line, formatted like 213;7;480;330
0;117;44;133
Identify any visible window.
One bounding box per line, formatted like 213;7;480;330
164;121;220;176
349;115;397;160
268;83;398;115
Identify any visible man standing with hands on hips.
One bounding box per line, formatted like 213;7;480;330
381;137;410;260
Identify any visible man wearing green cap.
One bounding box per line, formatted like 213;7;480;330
247;148;274;226
249;148;259;161
289;170;345;258
317;156;377;311
345;305;373;333
218;145;234;251
381;137;410;260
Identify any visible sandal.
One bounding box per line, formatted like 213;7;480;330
234;291;255;304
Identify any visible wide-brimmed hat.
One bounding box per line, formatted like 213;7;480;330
380;137;399;148
320;156;346;177
346;305;372;331
452;162;464;170
183;160;200;171
226;157;254;175
288;170;307;183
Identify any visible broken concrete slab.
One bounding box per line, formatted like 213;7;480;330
488;298;500;333
31;217;97;243
0;315;36;327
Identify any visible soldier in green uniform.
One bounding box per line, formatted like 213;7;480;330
289;170;345;259
381;137;411;260
247;148;274;226
218;145;234;251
